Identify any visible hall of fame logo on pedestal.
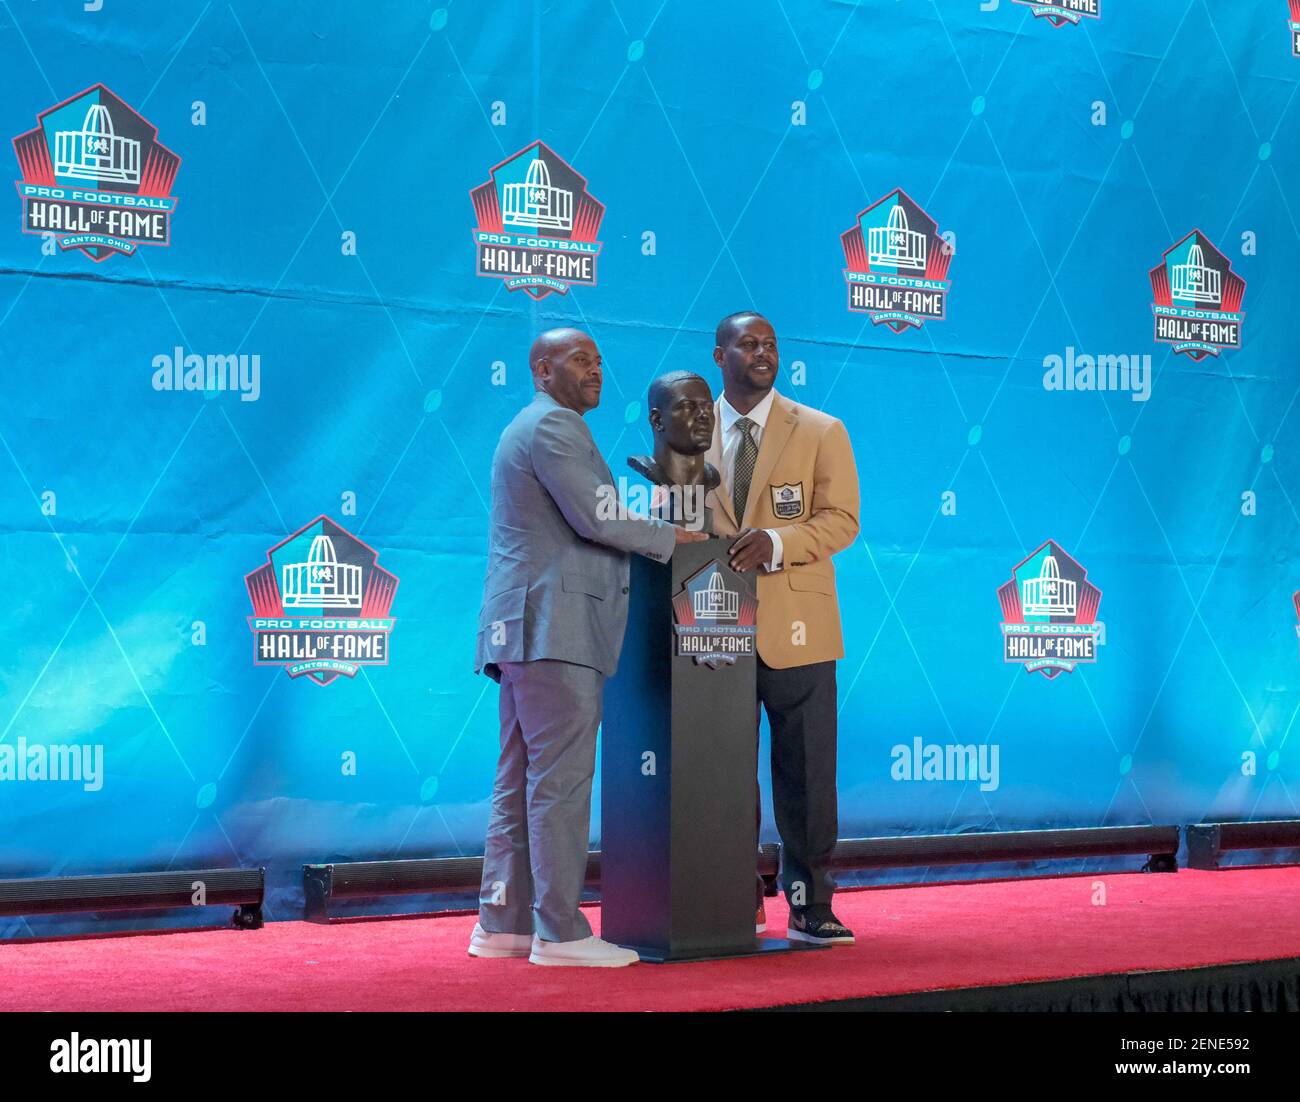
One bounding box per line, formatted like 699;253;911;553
1290;2;1300;57
671;560;757;669
245;517;398;685
1012;0;1100;27
1149;230;1246;360
841;189;952;332
469;141;604;300
13;84;180;261
998;542;1102;679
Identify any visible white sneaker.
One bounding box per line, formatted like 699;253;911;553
528;935;640;968
467;922;532;958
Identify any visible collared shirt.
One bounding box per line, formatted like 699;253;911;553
718;389;784;572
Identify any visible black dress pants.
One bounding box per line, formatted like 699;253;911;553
754;656;839;909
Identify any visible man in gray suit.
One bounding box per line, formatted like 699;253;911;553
468;327;707;968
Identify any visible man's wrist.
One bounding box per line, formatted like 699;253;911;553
765;527;784;572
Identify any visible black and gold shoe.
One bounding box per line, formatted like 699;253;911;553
787;906;855;945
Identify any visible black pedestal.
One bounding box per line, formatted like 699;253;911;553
601;537;824;961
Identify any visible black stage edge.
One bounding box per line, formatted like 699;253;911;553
0;867;264;930
831;824;1180;871
747;955;1300;1012
603;538;822;962
1186;819;1300;869
302;854;606;923
299;828;1178;923
301;844;784;922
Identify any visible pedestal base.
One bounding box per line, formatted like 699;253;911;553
602;538;764;962
625;937;831;964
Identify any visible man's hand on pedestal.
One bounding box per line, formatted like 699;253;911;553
728;528;774;572
673;526;710;544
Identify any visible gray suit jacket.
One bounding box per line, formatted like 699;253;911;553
475;391;676;680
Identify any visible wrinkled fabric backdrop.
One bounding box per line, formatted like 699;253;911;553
1;0;1298;934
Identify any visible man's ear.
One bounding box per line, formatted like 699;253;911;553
648;408;663;433
712;345;725;369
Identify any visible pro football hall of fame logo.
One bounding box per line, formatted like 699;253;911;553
671;561;757;670
998;541;1103;680
1149;230;1246;360
13;83;179;261
245;517;398;686
841;188;953;333
469;140;604;300
1012;0;1100;27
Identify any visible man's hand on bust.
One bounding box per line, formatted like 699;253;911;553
729;528;774;572
673;526;710;544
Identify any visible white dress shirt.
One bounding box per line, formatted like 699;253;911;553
718;390;784;572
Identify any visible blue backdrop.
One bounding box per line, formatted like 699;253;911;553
2;0;1298;934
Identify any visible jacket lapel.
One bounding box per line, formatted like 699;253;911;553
743;395;797;527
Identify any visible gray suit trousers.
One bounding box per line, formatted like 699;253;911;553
477;658;602;943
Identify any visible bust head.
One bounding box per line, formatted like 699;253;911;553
648;371;715;459
628;371;719;530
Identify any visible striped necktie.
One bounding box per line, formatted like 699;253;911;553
732;416;758;523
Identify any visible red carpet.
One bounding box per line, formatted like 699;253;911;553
2;868;1299;1012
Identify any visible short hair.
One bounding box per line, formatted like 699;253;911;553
715;310;771;348
648;370;709;417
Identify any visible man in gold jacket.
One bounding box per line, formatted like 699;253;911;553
704;311;861;945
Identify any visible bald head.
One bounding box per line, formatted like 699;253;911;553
529;328;589;375
530;327;603;414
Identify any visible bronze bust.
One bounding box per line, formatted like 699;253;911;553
629;370;720;532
